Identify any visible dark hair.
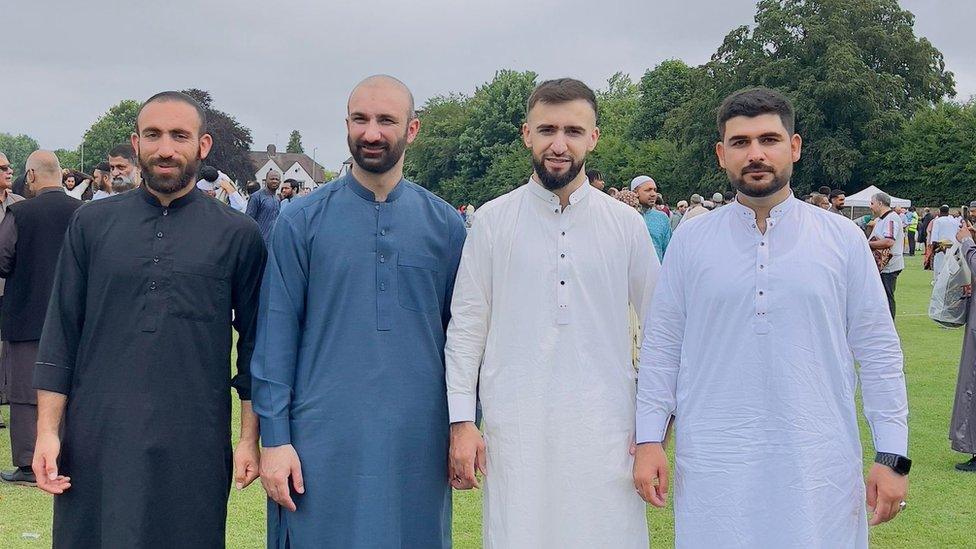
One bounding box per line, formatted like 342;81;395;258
716;87;795;139
908;206;916;212
245;181;261;194
817;186;830;195
94;161;110;172
940;205;950;215
828;189;845;199
108;144;136;162
199;166;219;182
137;90;208;135
526;78;598;122
585;169;602;182
723;190;734;201
283;178;299;190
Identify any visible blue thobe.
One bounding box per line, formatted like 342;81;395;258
643;208;672;262
251;174;466;548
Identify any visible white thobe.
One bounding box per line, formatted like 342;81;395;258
929;215;960;275
637;196;908;549
446;178;659;549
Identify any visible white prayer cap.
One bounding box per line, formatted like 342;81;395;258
196;179;215;191
630;175;654;192
703;200;715;209
690;193;703;204
712;192;724;203
677;200;688;208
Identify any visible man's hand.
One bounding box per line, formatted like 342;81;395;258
218;178;238;196
449;422;486;490
33;431;70;495
956;222;974;243
260;444;304;512
633;442;669;508
866;463;908;526
234;438;260;490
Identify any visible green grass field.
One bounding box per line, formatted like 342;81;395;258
1;255;974;547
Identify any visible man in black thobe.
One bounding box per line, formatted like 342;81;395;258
32;91;267;548
0;151;80;485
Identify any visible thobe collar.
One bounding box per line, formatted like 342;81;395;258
138;184;201;209
729;193;798;229
346;173;406;203
526;176;590;209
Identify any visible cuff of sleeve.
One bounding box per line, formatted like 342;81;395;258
448;393;477;424
33;362;72;395
872;422;909;456
636;413;671;444
259;417;291;447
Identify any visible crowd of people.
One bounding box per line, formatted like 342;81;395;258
0;75;971;549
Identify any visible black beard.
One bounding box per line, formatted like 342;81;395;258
139;156;199;195
728;163;791;198
349;131;407;175
532;155;584;191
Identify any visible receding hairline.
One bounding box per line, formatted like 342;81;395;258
26;150;62;179
136;91;208;135
347;74;416;118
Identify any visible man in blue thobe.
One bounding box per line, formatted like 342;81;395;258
252;75;465;548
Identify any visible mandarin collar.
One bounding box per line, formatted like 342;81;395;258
526;176;590;208
729;192;798;223
346;172;406;203
138;184;202;209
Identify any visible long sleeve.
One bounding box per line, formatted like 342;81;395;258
444;214;492;423
661;217;672;260
0;211;17;278
441;213;467;330
245;190;261;221
33;214;87;395
251;212;308;447
230;226;268;401
845;229;909;455
628;214;660;324
961;237;976;273
635;230;685;444
228;191;247;213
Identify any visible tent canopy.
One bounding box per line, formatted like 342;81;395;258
843;185;911;208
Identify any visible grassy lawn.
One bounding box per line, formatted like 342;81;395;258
1;254;973;547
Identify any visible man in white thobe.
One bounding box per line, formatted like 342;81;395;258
928;205;960;276
447;78;659;549
633;87;910;548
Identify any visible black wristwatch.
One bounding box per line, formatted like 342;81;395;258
875;452;912;475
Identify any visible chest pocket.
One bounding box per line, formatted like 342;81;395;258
397;253;440;313
168;261;230;322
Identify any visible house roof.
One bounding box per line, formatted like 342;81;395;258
249;151;330;182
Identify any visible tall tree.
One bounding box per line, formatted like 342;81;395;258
81;100;140;170
629;60;696;140
287;130;304;153
404;93;470;195
0;133;40;176
181;89;254;184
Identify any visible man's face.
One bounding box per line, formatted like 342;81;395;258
265;172;281;192
831;194;845;209
716;113;801;198
678;204;687;214
0;154;12;189
869;198;883;216
109;155;138;191
346;82;419;175
132;100;212;195
590;177;605;191
636;181;658;208
522;99;600;191
281;184;295;199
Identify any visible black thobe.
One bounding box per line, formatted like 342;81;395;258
33;187;266;548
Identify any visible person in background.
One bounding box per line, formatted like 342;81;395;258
951;218;976;472
586;169;605;191
245;170;281;243
277;178;298;213
615;189;640;210
904;206;918;256
632;175;671;263
607;187;619;198
670;200;687;230
927;205;959;274
828;189;846;215
90;162;113;201
711;191;725;208
0;152;24;430
107;144;140;194
681;194;708;224
868;192;904;318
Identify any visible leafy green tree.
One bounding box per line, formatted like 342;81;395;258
629;60;696;140
81;100;140;169
181;89;254;184
0;133;40;176
287;130;304;153
404;93;470;194
54;148;83;173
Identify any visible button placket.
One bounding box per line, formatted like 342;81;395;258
375;203;392;331
556;206;571;325
754;219;771;334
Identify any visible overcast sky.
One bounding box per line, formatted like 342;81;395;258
4;0;972;170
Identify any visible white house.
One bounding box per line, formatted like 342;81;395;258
249;148;332;189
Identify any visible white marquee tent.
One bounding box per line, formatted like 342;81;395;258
843;185;912;208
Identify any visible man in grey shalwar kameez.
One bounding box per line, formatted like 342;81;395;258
951;222;976;471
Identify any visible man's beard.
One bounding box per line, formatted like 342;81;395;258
348;131;408;175
139;155;199;195
532;153;584;191
728;161;790;198
112;173;137;193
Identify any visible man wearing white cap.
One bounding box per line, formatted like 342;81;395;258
632;175;671;262
680;194;709;225
712;191;725;207
671;200;688;230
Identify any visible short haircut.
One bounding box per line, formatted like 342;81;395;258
245;181;261;194
282;178;299;189
94;161;111;172
828;189;845;199
717;87;795;139
872;192;891;207
526;78;598;122
585;169;602;182
908;206;916;212
723;190;734;201
108;144;136;162
940;205;950;215
137;90;208;134
818;186;831;195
